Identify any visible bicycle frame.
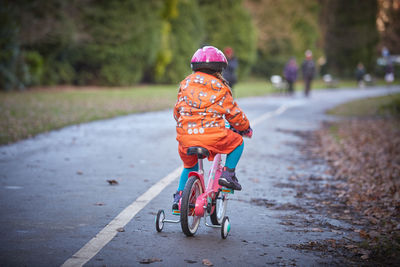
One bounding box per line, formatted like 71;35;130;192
188;153;223;217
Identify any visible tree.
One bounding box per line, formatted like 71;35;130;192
320;0;379;77
78;0;164;85
199;0;257;79
153;0;205;83
245;0;321;78
377;0;400;54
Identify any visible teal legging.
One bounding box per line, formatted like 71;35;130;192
225;141;244;169
177;142;244;191
177;163;199;191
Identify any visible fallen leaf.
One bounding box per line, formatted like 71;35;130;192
361;254;369;260
202;259;213;266
311;228;324;232
116;227;125;232
107;179;119;185
139;258;162;264
358;230;369;238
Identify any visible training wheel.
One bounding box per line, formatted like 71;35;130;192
221;216;230;239
155;209;165;232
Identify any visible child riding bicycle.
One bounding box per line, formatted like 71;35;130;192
173;46;253;211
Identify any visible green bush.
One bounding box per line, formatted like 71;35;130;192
0;3;27;90
76;0;163;85
320;0;379;77
158;0;205;83
379;94;400;117
249;0;320;79
1;0;257;88
252;39;294;79
24;51;44;86
199;0;257;80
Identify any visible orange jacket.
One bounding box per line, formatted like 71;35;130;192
174;72;250;156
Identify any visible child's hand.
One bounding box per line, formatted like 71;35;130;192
242;127;253;138
230;126;253;138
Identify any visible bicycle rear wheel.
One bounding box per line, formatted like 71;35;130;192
181;176;203;236
210;190;227;225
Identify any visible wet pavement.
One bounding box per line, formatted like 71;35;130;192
0;86;399;266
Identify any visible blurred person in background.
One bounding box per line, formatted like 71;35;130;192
355;62;366;88
301;50;315;97
384;59;394;85
223;47;238;94
283;57;298;95
382;46;394;85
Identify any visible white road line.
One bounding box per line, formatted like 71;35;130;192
251;104;288;126
61;104;290;267
61;166;182;267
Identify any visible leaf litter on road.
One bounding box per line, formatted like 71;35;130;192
139;258;162;264
202;259;213;266
107;179;119;185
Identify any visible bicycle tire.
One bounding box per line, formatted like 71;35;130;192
210;190;227;225
155;209;165;232
180;176;203;236
221;216;230;239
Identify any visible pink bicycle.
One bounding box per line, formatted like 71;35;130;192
155;147;234;239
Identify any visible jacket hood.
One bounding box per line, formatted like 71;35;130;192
179;72;230;110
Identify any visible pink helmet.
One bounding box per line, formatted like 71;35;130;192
190;46;228;72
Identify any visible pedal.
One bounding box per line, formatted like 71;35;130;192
172;209;180;215
221;187;234;194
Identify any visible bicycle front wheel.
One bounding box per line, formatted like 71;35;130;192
181;176;203;236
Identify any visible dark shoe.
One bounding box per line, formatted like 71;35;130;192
172;191;182;211
218;167;242;191
231;176;242;191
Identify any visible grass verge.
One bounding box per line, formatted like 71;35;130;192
327;92;400;117
0;79;393;145
0;85;179;145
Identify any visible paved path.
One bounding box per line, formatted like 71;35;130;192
0;86;399;266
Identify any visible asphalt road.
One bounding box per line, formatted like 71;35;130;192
0;86;399;267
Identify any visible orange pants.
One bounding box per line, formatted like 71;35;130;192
178;131;243;168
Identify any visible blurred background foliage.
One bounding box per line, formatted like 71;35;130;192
320;0;380;77
0;0;399;90
245;0;321;78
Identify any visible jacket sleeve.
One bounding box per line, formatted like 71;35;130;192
174;87;182;122
222;89;250;131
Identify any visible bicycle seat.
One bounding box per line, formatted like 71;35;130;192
187;147;209;159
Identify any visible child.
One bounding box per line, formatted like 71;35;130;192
172;46;252;210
